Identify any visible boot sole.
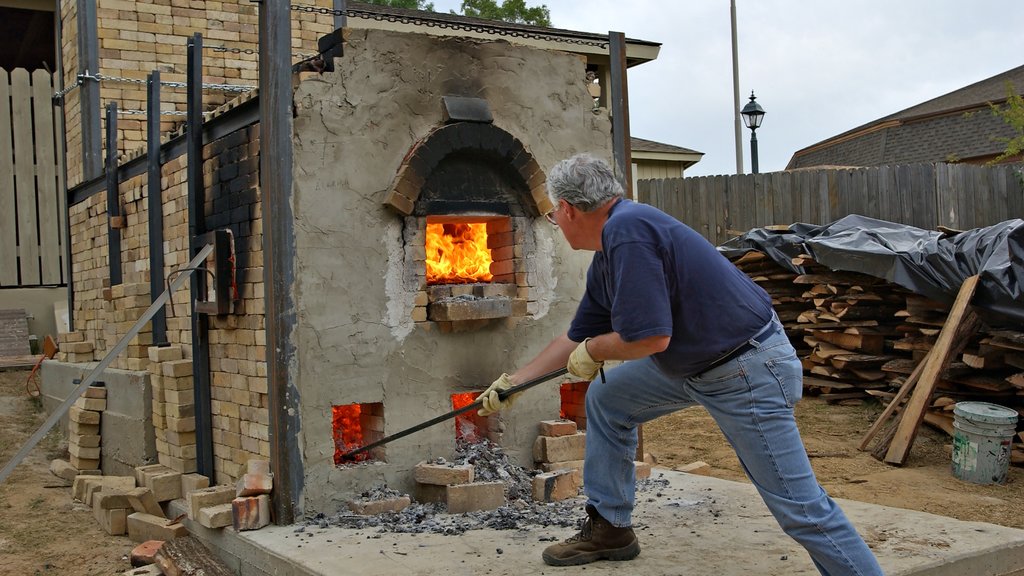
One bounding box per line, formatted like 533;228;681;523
541;540;641;567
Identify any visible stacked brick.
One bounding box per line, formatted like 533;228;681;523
148;346;198;474
184;459;272;531
532;420;584;501
56;331;95;363
68;384;107;472
411;461;504;513
104;282;155;371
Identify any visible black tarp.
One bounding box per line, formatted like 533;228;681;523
718;215;1024;327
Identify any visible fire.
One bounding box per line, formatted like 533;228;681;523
426;222;493;284
452;392;483;442
333;404;369;464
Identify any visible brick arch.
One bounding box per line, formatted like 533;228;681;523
383;123;551;217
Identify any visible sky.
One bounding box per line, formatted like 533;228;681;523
429;1;1023;177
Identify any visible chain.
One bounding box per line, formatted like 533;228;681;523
117;108;203;117
87;73;255;93
289;3;609;49
207;44;259;56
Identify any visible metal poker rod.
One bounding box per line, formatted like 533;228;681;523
340;367;569;460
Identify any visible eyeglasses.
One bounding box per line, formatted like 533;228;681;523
544;203;561;226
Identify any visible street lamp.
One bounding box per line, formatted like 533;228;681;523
740;91;765;174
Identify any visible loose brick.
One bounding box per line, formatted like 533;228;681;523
161;359;193;378
246;459;270;475
84;385;108;399
135;464;171;487
347;495;411;516
197;503;234;529
532;432;586;463
72;475;105;501
413;462;474;486
538;419;578;437
74;397;107;411
96;507;129;536
49;459;79;482
232;495;271;531
121;565;162;575
147;345;183;363
531;470;580;502
180;473;210;495
125;487;165;517
127;512;188;543
445;481;505;513
235;472;273;497
186;485;236;520
94;490;134;510
130;540;164;567
149;471;182;502
634;461;652;480
69;406;101;425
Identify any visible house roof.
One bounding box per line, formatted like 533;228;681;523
631;136;702;156
788;64;1024;169
346;1;661;66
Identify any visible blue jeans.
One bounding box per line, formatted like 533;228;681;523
583;318;884;576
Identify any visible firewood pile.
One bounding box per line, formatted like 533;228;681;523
729;250;1024;464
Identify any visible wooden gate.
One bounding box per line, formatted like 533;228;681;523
0;68;65;287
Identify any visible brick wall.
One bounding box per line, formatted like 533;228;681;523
60;116;265;484
60;0;335;187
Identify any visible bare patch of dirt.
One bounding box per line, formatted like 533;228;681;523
644;394;1024;529
0;368;134;576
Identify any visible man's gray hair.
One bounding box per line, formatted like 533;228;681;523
546;153;624;212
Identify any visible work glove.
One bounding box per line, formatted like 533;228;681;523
567;338;603;381
477;373;517;416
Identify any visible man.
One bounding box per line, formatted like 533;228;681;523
476;154;884;575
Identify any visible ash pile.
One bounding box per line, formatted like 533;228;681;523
309;438;667;536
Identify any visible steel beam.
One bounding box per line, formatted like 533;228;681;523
609;31;633;198
147;71;167;345
105;102;122;285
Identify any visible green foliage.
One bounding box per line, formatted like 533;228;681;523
988;81;1024;164
361;0;436;11
459;0;552;26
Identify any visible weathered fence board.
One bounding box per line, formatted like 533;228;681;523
638;163;1023;246
0;69;64;288
0;70;16;285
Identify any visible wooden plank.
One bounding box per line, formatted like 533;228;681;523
54;76;67;285
858;357;927;451
155;535;233;576
883;275;980;465
32;70;61;285
0;70;17;286
11;69;40;285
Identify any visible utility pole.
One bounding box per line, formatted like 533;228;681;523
731;0;744;175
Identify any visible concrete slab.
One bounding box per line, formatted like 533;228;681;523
202;469;1024;576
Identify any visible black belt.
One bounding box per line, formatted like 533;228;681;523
702;322;779;373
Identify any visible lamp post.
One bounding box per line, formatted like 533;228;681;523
740;91;765;174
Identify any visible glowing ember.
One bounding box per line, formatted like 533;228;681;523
426;222;493;284
333;404;369;464
452;392;483;442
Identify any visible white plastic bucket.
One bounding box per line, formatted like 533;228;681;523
951;401;1018;485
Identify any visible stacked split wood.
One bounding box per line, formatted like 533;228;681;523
729;250;1024;460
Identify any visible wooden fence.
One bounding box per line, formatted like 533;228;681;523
0;68;65;287
638;163;1024;246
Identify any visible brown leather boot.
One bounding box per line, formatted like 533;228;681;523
542;505;640;566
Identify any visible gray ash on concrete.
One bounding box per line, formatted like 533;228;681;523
311;439;581;535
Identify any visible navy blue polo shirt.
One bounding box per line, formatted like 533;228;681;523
568;199;773;378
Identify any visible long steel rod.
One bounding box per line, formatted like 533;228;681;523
0;243;214;485
341;367;569;460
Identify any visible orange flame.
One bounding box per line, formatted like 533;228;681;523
452;392;483;442
333;404;369;464
426;222;493;284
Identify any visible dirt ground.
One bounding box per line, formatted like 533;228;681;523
2;367;1024;576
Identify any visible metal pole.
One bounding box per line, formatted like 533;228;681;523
260;0;301;525
333;0;346;29
77;0;101;180
609;31;633;198
147;70;167;345
731;0;744;175
55;0;74;331
186;33;214;477
105;102;122;285
750;128;759;174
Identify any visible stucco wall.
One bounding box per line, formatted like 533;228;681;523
292;28;613;513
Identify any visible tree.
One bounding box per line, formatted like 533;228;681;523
989;82;1024;165
458;0;551;26
362;0;436;11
